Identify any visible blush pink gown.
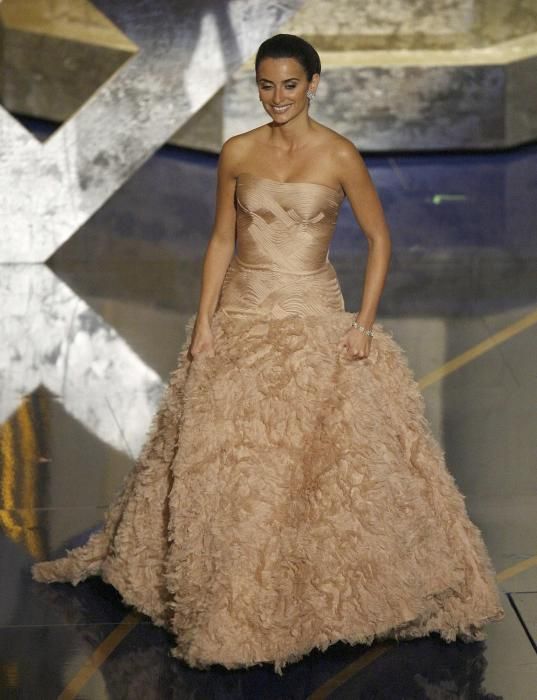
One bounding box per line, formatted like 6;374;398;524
32;172;505;674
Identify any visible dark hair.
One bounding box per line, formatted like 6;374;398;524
255;34;321;81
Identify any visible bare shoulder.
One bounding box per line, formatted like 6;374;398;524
328;134;372;190
312;120;359;155
328;133;365;169
311;122;351;151
220;125;269;176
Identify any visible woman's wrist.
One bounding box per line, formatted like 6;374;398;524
196;311;213;326
351;312;375;338
354;310;375;328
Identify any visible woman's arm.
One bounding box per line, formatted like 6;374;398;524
196;139;240;325
337;141;392;329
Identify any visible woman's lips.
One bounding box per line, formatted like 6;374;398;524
272;104;292;113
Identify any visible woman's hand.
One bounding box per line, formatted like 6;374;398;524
337;327;372;361
189;317;216;361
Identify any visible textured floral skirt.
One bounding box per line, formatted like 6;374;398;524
31;307;505;674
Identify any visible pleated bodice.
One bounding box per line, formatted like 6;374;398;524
218;173;346;318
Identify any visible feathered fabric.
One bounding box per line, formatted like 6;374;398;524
32;172;504;674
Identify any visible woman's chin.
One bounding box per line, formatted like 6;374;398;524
270;111;294;125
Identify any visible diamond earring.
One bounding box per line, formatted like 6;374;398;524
306;89;315;100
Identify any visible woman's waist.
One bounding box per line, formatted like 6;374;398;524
218;255;344;317
231;253;333;277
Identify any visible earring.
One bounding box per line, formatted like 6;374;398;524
306;89;315;100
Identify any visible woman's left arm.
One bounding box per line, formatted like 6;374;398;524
338;140;392;330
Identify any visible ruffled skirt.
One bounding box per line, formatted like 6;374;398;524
31;307;505;674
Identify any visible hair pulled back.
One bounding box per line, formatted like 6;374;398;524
255;34;321;81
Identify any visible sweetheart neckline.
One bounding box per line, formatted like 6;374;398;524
237;172;344;198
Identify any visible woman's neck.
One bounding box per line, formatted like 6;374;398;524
267;115;315;152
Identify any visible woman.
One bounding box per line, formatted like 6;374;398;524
32;33;505;675
191;36;387;365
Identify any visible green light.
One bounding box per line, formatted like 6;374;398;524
431;194;468;205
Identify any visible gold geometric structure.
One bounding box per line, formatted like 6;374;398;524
0;265;164;455
0;0;306;262
0;0;137;139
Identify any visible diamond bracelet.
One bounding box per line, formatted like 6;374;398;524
351;316;374;337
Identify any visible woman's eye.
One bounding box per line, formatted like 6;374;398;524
259;84;297;90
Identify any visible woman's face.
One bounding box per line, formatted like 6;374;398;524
256;57;318;125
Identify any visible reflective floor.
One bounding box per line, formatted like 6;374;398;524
1;121;537;698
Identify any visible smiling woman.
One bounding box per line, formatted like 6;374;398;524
32;32;505;676
255;33;321;123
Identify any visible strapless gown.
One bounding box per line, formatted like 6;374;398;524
31;172;505;674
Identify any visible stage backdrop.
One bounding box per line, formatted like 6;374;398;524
1;0;536;262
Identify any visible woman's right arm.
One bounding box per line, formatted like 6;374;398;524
195;138;240;328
